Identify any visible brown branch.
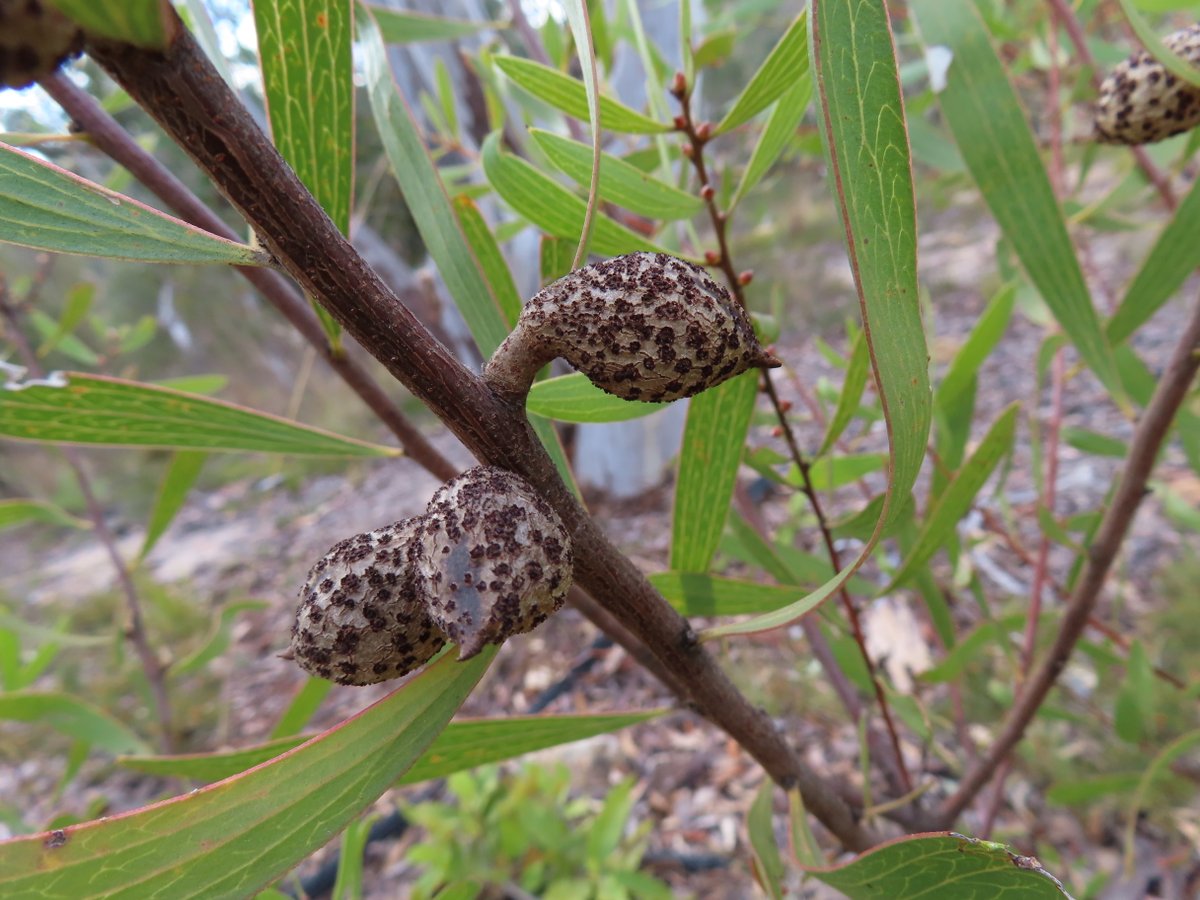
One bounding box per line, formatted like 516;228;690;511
936;291;1200;826
40;72;461;485
672;78;913;796
39;68;691;737
84;24;876;850
0;278;174;753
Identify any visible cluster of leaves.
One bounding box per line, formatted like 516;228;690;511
0;0;1198;896
401;764;670;900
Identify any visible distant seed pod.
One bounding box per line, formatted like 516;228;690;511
415;467;573;660
1095;23;1200;145
0;0;85;90
290;518;446;686
484;252;779;403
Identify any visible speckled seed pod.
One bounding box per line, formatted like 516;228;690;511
0;0;85;90
416;467;572;660
1095;23;1200;145
484;252;779;403
291;517;446;686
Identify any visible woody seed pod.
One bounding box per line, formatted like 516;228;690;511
484;252;779;403
416;467;573;660
1094;23;1200;145
0;0;84;90
290;517;446;686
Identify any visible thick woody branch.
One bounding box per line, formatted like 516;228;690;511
936;294;1200;825
85;25;875;849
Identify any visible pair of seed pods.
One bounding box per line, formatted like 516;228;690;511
291;252;776;685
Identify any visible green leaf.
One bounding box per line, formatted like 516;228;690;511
918;615;1025;683
530;129;704;220
253;0;353;346
936;284;1016;411
910;1;1121;397
694;30;737;69
807;833;1071;898
0;143;268;265
747;781;784;900
0;650;492;899
36;283;94;358
540;235;576;283
173;601;270;678
1062;426;1126;458
331;814;376;900
1124;729;1200;870
119;710;662;783
817;330;869;457
802;452;887;490
493;56;670;134
1046;772;1143;806
732;73;813;208
1114;639;1156;743
0;371;397;456
587;777;635;865
883;404;1018;592
1108;174;1200;344
527;373;666;423
648;572;802;616
671;370;759;573
366;5;506;43
270;677;333;738
139;451;206;560
0;499;89;531
481;132;667;257
716;11;809;134
453;195;523;330
1117;0;1200;88
705;0;931;639
562;0;602;267
45;0;171;48
0;691;149;755
358;7;510;357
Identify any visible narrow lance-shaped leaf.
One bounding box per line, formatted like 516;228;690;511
0;370;397;457
0;498;89;531
0;143;267;266
562;0;602;268
910;0;1121;396
704;0;930;639
716;11;808;134
936;283;1015;410
747;781;785;900
453;196;523;329
481;132;668;258
648;572;802;617
139;450;206;560
0;650;493;900
367;5;506;43
1108;174;1200;344
119;710;663;783
1116;0;1200;89
493;55;671;134
806;833;1071;898
253;0;354;345
0;691;150;755
358;6;509;356
527;372;666;423
45;0;171;48
671;370;759;573
817;329;869;457
732;72;813;208
530;129;705;220
882;403;1019;593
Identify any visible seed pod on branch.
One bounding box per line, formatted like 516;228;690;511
484;252;779;403
1094;23;1200;145
290;518;446;686
416;467;573;660
0;0;84;90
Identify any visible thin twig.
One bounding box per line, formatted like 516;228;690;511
86;23;876;850
0;277;174;753
671;77;913;796
937;290;1200;826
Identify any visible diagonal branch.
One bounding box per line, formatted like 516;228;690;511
936;291;1200;826
83;23;876;850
